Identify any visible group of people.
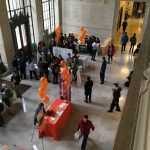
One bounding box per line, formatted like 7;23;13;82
121;19;141;55
9;31;130;150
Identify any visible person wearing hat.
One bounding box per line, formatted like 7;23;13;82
100;57;107;84
78;115;95;150
107;83;122;112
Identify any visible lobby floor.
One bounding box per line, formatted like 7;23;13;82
115;18;143;47
0;51;133;150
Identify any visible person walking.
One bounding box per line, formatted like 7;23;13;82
122;19;128;33
121;32;128;53
78;115;95;150
84;76;93;103
129;33;137;54
107;44;115;64
100;57;107;84
107;83;122;112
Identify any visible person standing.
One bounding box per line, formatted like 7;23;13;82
52;62;60;84
28;59;38;80
129;33;137;54
34;103;46;126
107;83;122;112
72;58;78;81
0;103;4;126
122;19;128;33
91;41;97;61
11;71;21;98
107;44;115;64
100;57;107;84
121;32;129;53
78;115;95;150
66;53;72;67
84;76;93;103
18;55;26;80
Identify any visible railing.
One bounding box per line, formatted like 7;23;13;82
113;37;150;150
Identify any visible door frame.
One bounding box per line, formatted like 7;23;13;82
10;13;32;56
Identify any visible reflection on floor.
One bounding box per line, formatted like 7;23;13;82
115;18;143;50
0;52;133;150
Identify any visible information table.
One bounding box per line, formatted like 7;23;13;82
39;99;72;140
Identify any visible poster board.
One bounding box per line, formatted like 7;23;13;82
53;47;73;60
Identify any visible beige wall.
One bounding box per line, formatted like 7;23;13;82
61;0;116;42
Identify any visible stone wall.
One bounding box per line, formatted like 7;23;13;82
61;0;116;42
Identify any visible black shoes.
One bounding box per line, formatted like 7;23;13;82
84;100;88;103
107;110;113;113
100;82;104;84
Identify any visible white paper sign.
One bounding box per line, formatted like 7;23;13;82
53;46;73;60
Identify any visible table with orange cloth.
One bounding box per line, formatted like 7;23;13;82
39;99;72;140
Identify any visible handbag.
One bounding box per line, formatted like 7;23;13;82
74;130;82;141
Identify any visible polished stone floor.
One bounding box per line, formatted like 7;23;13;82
115;18;143;46
0;48;134;150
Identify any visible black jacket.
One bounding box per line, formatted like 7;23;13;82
101;60;107;72
113;87;122;100
84;80;93;95
11;74;21;85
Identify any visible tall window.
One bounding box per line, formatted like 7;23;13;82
42;0;55;33
6;0;35;43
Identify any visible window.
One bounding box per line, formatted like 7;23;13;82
6;0;35;43
42;0;55;33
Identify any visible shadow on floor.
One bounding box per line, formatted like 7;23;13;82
1;103;22;127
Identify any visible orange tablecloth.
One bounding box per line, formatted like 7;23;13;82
39;99;72;140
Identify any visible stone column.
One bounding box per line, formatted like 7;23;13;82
31;0;44;44
113;1;150;149
111;0;120;42
54;0;61;27
0;0;15;69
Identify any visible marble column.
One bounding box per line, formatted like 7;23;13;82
31;0;44;44
0;0;15;69
113;1;150;150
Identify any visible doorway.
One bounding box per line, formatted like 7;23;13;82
114;1;146;49
10;14;32;56
15;24;27;52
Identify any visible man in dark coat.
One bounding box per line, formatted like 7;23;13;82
122;19;128;33
100;57;107;84
18;55;26;80
78;114;95;150
84;76;93;103
129;33;137;54
108;83;122;112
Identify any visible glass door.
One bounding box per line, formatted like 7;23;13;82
15;24;28;55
